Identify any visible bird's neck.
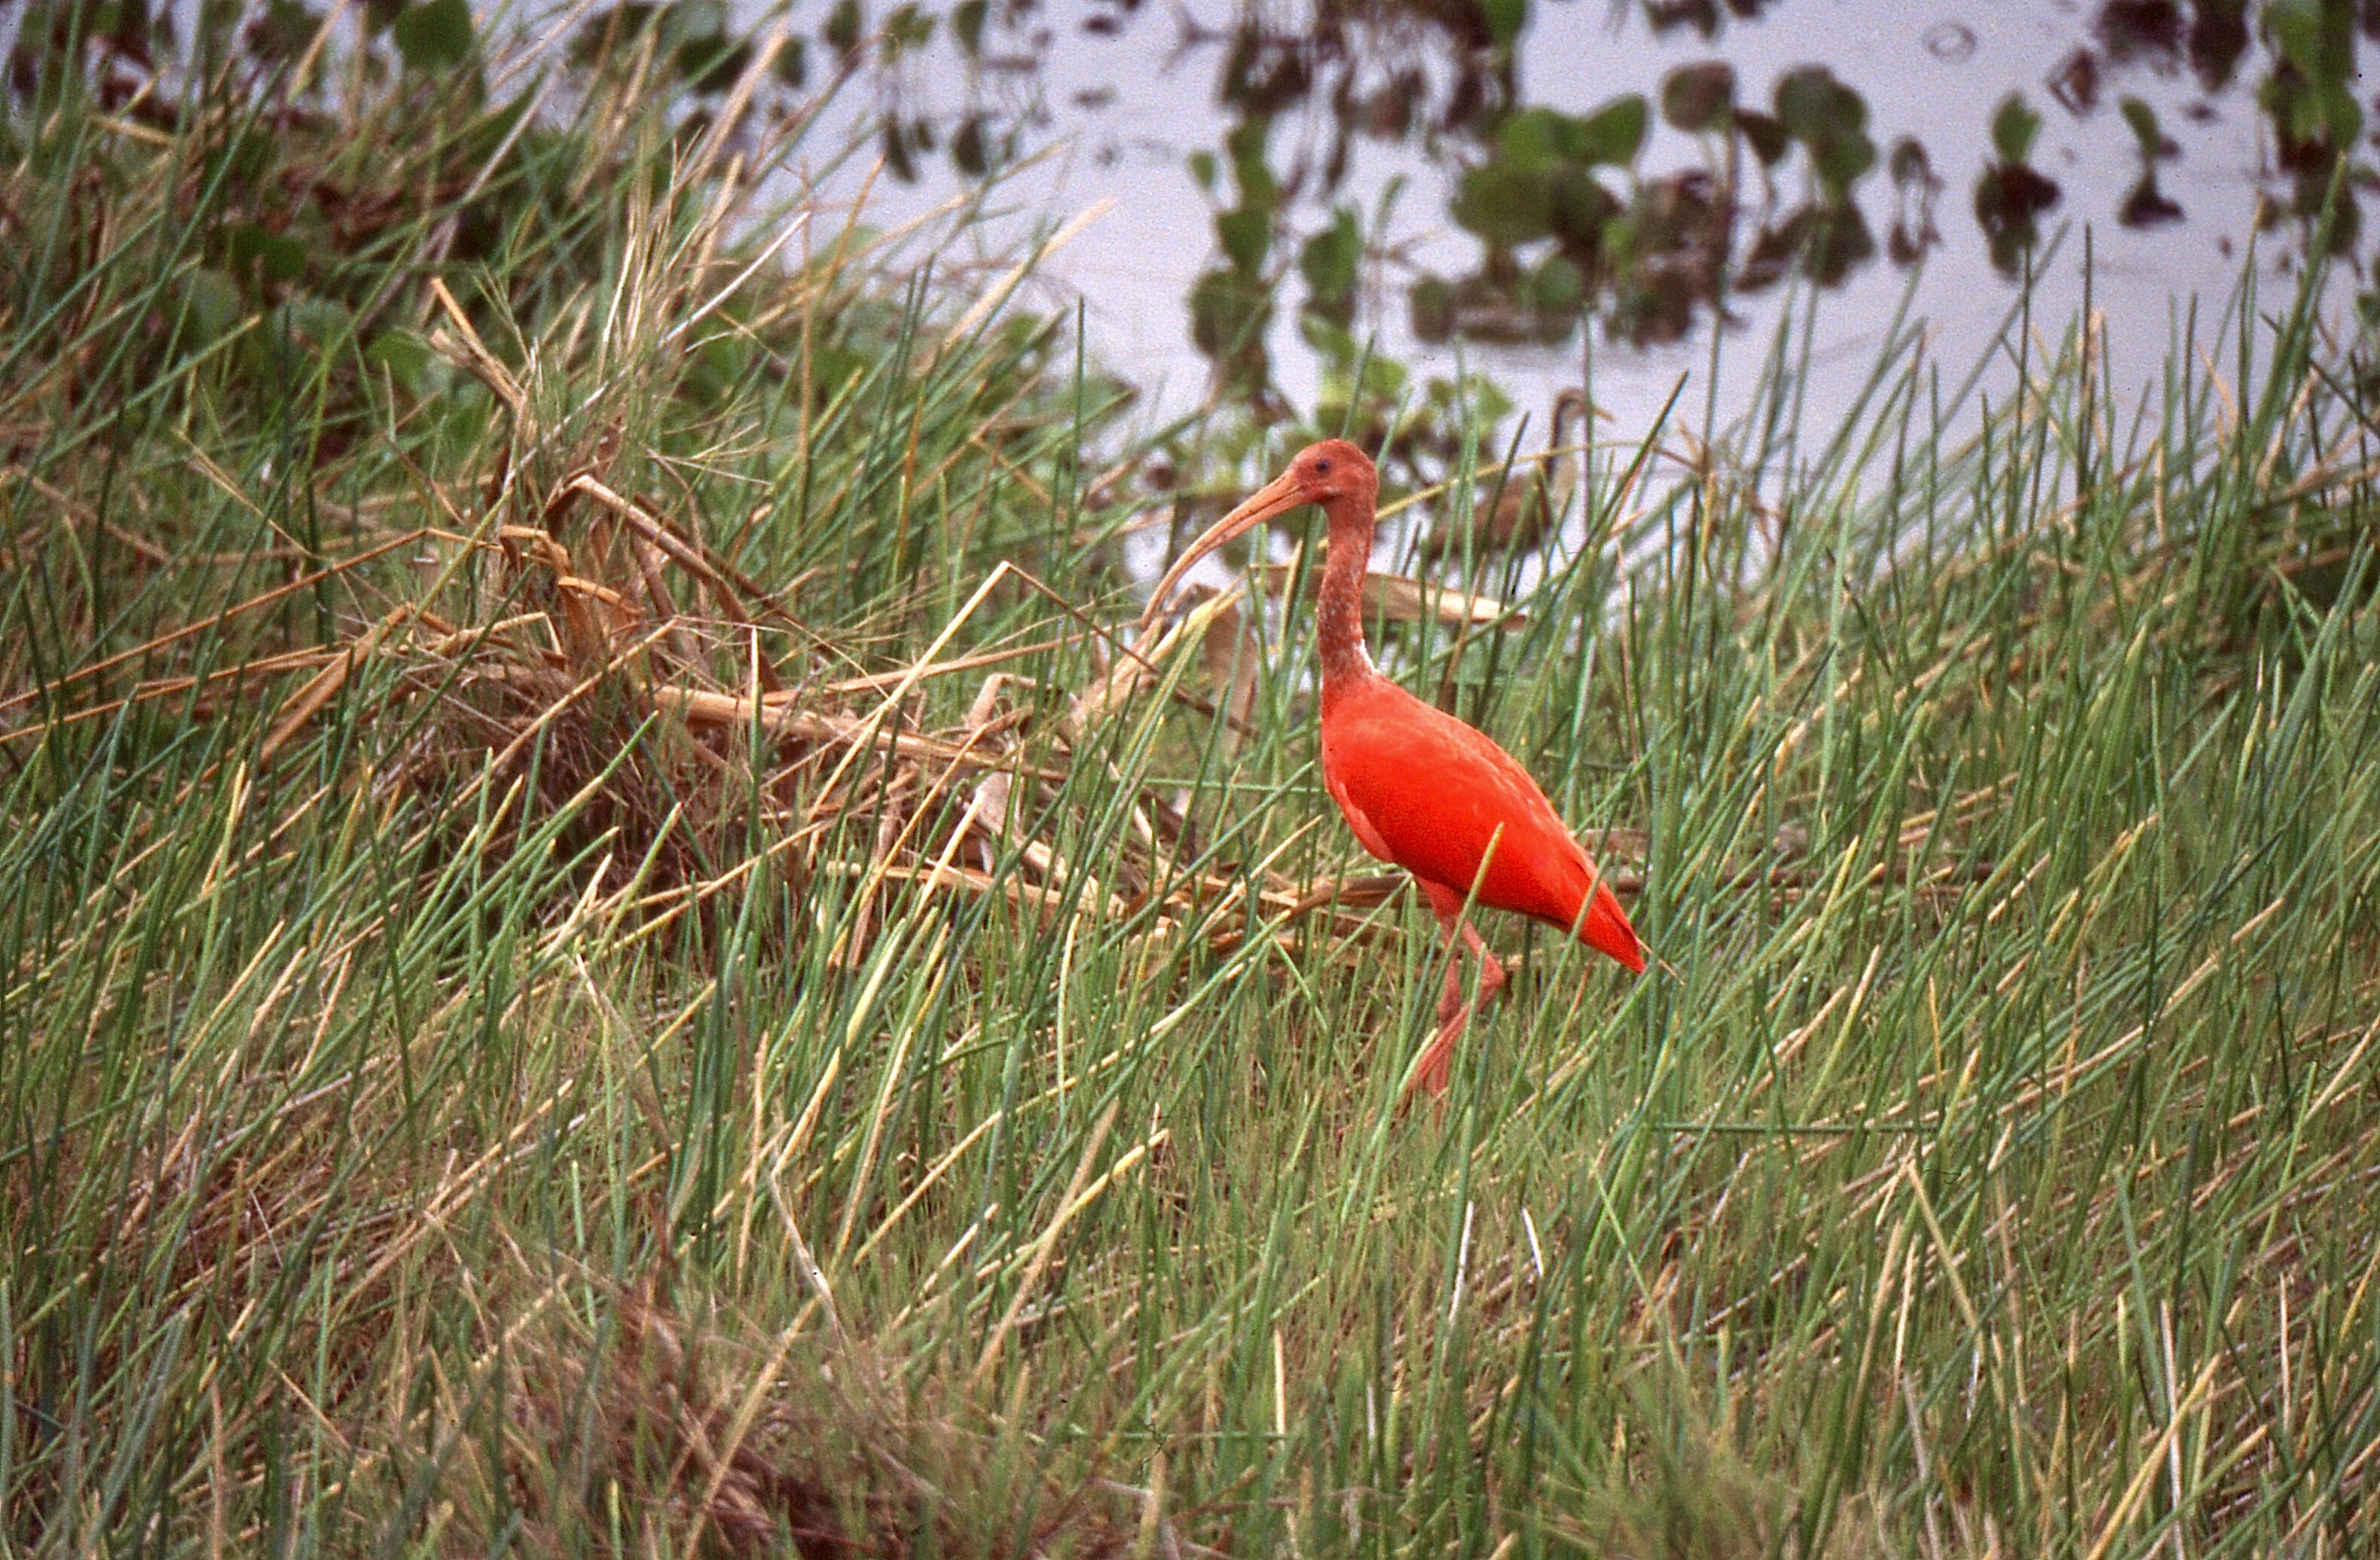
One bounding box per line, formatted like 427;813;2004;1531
1315;496;1378;697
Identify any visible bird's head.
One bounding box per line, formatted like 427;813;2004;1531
1138;440;1379;630
1282;438;1378;507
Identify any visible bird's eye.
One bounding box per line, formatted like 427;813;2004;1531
1314;457;1332;474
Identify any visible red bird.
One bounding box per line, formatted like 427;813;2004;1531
1143;438;1645;1101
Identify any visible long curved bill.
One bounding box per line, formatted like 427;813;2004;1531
1137;469;1309;633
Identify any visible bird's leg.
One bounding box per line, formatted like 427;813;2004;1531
1404;881;1507;1104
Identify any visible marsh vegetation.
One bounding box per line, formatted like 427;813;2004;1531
3;2;2378;1555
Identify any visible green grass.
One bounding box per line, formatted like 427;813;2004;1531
3;14;2378;1557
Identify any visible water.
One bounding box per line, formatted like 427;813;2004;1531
17;0;2336;468
790;0;2310;456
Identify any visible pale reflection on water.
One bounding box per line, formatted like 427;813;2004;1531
785;0;2297;465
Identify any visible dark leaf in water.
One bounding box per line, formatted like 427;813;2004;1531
1735;109;1789;167
882;116;916;182
1730;202;1871;292
1887;136;1936;190
824;0;862;65
1321;124;1350;191
1642;0;1718;38
770;33;805;86
1975;160;2061;272
677;36;750;95
1774;66;1864;145
2097;0;2184;69
1798;202;1874;285
953;114;987;177
1221;29;1310;117
1500;96;1645;169
1808;125;1875;198
1774;66;1873;197
2049;48;2099;118
953;0;986;55
1433;255;1575;346
2283;162;2360;253
2118;174;2185;227
2265;0;2351;88
1990;91;2043;163
1355;69;1423;139
1609;270;1698;346
570;5;653;69
1661;61;1734;133
1547;166;1622;250
1737;218;1801;292
2187;2;2249;93
1887;216;1939;266
1187;149;1217;192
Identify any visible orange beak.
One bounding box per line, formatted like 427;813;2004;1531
1137;469;1311;633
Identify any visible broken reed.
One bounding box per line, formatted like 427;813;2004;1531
4;13;2379;1556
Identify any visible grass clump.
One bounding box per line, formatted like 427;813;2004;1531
4;8;2378;1558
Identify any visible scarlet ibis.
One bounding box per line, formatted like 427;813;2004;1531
1143;438;1645;1101
1421;388;1590;563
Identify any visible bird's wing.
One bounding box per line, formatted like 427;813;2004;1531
1318;680;1595;929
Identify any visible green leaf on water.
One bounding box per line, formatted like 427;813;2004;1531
1452;162;1554;248
1530;252;1585;314
1498;108;1567;173
1573;94;1647;166
2119;96;2164;162
1298;206;1361;307
1481;0;1526;49
392;0;472;70
1775;66;1863;145
1216;206;1272;273
1992;92;2042;164
1410;273;1455;342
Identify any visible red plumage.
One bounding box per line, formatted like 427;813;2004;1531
1320;676;1642;972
